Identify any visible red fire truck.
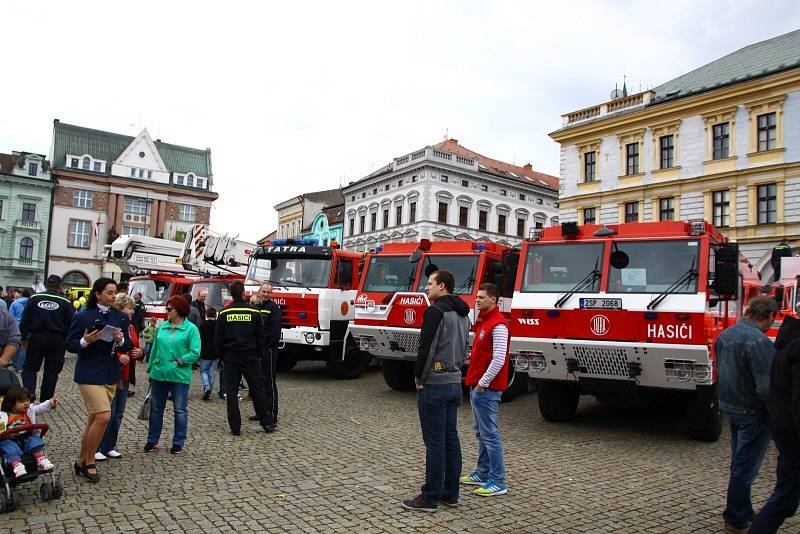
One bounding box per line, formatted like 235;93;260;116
349;239;529;400
245;239;369;378
509;220;757;441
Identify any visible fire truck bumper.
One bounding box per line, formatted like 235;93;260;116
349;324;419;362
280;327;330;348
510;337;714;391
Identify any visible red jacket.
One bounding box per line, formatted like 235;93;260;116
118;325;140;382
464;306;510;391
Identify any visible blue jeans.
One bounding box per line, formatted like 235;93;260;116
147;380;189;446
417;383;462;504
750;434;800;533
470;387;505;481
724;412;771;528
14;346;26;370
98;381;129;454
0;435;45;464
199;359;219;392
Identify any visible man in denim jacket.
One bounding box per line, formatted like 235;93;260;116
716;296;778;533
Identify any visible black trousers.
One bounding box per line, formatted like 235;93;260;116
260;348;278;422
22;333;66;402
224;352;273;431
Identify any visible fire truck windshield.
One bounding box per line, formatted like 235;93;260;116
362;256;416;293
190;282;232;312
246;257;331;288
421;255;480;295
129;279;172;304
608;240;700;294
521;243;604;292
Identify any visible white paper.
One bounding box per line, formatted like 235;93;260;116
99;325;121;343
621;268;647;286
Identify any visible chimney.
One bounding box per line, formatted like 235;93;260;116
53;118;60;124
524;163;532;171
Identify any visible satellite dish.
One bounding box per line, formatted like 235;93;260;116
610;88;624;100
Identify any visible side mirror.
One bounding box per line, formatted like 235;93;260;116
610;250;629;270
714;244;739;298
409;251;422;264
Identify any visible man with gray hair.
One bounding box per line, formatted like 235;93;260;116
716;295;779;533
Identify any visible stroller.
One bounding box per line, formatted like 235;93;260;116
0;366;64;513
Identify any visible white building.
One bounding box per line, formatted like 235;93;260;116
342;139;558;251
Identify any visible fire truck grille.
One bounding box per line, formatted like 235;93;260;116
392;332;420;353
573;346;629;377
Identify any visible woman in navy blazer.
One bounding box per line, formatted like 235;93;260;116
65;277;132;483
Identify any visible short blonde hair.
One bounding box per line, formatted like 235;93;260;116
113;293;135;311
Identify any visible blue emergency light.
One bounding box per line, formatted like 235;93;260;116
474;244;487;251
375;245;383;252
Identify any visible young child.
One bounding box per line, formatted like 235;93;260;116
140;318;157;361
0;386;58;477
199;308;219;401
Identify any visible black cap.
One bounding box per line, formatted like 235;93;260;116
46;274;62;285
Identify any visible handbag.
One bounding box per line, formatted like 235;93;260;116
137;386;152;421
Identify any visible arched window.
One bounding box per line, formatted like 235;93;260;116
19;237;33;260
82;156;91;170
63;270;90;288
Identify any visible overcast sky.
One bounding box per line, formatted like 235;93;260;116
2;1;799;242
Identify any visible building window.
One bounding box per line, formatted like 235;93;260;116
459;206;468;227
395;206;402;226
712;123;729;159
438;202;448;224
370;212;377;231
497;213;507;234
71;158;79;168
0;199;4;219
583;207;596;225
349;218;355;235
122;226;148;236
68;220;91;248
21;203;36;222
19;237;33;260
187;175;194;187
757;183;777;224
131;168;137;177
359;215;366;233
625;143;640;175
72;189;93;209
500;189;507;196
516;218;525;238
440;175;448;183
179;204;196;222
63;271;89;288
361;192;366;199
409;202;417;223
148;170;153;179
461;179;469;187
712;190;730;227
398;180;403;187
412;175;418;183
519;193;526;201
382;209;389;228
124;198;148;215
481;184;488;192
624;202;639;223
139;169;145;178
584;151;596;182
351;196;355;202
537;198;543;205
383;184;389;192
93;161;101;172
535;221;544;229
660;135;674;169
28;162;38;176
82;157;90;170
659;197;674;221
757;112;777;152
478;210;488;231
372;188;378;195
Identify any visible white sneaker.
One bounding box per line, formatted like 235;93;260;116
12;464;27;478
95;451;107;461
105;450;122;459
37;458;55;472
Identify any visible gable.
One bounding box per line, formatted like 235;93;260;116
114;129;168;173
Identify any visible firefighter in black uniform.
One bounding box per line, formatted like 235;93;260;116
248;282;282;424
19;274;75;401
216;281;275;435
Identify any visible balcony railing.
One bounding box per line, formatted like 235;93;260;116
562;90;654;127
14;219;41;230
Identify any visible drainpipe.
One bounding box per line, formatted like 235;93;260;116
43;172;56;279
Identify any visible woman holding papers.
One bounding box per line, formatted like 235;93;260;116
65;277;132;483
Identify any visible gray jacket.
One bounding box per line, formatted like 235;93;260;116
415;294;471;386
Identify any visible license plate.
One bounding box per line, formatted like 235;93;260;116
579;298;622;310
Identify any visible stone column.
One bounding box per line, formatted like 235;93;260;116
115;195;125;235
157;200;167;238
107;193;117;240
149;200;159;236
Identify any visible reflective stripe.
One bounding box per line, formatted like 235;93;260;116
219;308;256;314
31;293;70;304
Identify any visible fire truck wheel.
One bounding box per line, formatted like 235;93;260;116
537;380;580;422
687;384;721;442
327;344;369;379
276;350;299;372
382;360;416;391
501;361;529;403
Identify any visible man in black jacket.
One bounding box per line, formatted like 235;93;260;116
216;281;275;435
249;282;282;424
19;274;75;401
751;314;800;533
771;240;793;281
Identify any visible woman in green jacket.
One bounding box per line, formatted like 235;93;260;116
144;296;200;455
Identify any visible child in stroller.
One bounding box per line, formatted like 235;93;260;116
0;368;63;513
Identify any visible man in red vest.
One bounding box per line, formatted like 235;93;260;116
461;282;509;496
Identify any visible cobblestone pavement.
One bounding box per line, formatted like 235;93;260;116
1;358;797;534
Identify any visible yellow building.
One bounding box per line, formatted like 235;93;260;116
550;29;800;281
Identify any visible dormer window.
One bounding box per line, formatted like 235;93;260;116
130;168;136;177
82;157;90;170
138;169;145;178
187;174;194;187
69;155;105;173
176;175;185;186
93;161;101;172
28;162;38;176
71;157;78;168
196;177;206;189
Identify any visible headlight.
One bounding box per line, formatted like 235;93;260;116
304;333;315;344
512;353;529;371
692;363;712;383
664;359;693;382
529;353;546;372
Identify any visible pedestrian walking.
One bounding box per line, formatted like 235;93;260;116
19;274;75;402
140;318;157;360
8;289;30;371
402;270;471;512
66;277;132;483
461;283;509;497
132;292;145;333
716;296;779;533
216;281;274;435
249;283;281;424
750;313;800;533
144;295;201;455
199;308;219;400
